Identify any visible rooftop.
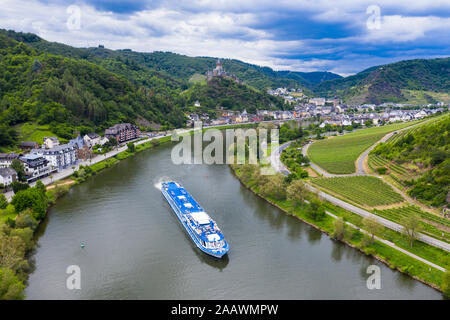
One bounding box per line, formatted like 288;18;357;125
0;167;16;177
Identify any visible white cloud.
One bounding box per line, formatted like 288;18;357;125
0;0;448;75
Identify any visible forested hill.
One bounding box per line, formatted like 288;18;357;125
0;29;299;149
0;33;189;148
372;115;450;207
182;77;285;113
0;29;341;91
314;58;450;104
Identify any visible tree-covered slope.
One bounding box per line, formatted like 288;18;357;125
0;29;341;91
182;77;285;113
372;115;449;207
0;34;187;148
0;31;289;149
314;58;450;104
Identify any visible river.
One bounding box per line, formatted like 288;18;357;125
25;142;441;299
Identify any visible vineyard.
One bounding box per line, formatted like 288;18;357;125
307;122;416;174
311;176;405;207
373;206;450;243
368;126;424;187
368;154;411;184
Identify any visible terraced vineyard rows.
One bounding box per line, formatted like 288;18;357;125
384;126;420;145
373;206;450;243
311;176;405;207
368;154;410;177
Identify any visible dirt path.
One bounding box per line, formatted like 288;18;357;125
46;179;75;190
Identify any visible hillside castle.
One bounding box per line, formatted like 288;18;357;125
206;59;240;83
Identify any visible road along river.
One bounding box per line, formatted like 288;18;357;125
25;142;441;299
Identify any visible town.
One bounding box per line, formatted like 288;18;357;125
187;89;448;127
0;123;141;190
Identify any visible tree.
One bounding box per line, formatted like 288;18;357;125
14;209;38;230
127;142;136;152
260;174;286;201
332;217;346;240
0;268;25;300
307;198;326;221
287;180;307;207
11;181;29;194
0;194;7;210
0;229;27;271
35;180;46;195
11;187;47;219
108;137;118;146
362;216;383;245
10;159;25;182
401;212;422;247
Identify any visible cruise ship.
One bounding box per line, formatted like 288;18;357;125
161;181;229;258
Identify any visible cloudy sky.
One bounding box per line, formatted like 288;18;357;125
1;0;449;75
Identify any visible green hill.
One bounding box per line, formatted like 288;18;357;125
0;34;187;149
183;77;285;113
0;29;341;91
0;30;289;149
371;114;450;207
314;58;450;104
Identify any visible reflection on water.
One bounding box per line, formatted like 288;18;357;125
193;248;229;271
25;142;442;300
331;241;345;262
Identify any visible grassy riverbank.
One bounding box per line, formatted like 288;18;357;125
230;164;449;295
0;123;261;299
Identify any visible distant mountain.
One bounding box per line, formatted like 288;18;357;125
0;33;187;144
0;29;290;149
314;58;450;104
0;29;341;91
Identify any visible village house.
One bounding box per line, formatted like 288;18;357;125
19;141;39;150
31;144;77;170
0;167;16;187
0;153;21;168
70;136;92;161
309;98;326;106
105;123;141;143
83;133;102;147
43;137;60;149
19;154;54;183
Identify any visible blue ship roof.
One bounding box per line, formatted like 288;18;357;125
165;181;204;214
163;181;224;242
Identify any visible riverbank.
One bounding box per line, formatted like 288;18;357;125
230;164;448;295
0;123;260;299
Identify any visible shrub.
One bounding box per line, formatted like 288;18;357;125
0;268;25;300
0;194;7;210
11;182;29;194
376;167;387;174
287;180;307;207
260;174;286;201
11;187;47;219
332;217;346;240
14;209;38;230
307;199;326;221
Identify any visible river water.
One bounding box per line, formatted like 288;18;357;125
25;142;441;299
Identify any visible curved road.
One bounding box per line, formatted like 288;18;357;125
271;139;450;254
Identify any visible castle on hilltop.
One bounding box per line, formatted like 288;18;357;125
206;59;240;83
